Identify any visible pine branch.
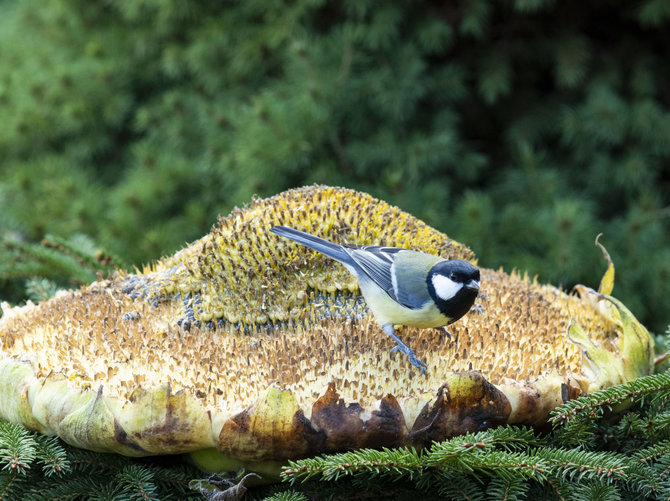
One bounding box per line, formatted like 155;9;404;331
550;371;670;425
0;234;122;290
541;475;572;501
632;440;670;465
620;409;670;443
282;447;425;484
0;421;38;474
549;371;670;446
534;448;627;483
1;240;96;285
485;477;528;501
34;435;70;477
432;471;485;501
43;234;121;273
625;440;670;497
426;426;545;458
427;449;549;483
572;480;621;501
0;472;27;501
263;492;310;501
25;476;109;501
116;464;160;500
0;420;202;500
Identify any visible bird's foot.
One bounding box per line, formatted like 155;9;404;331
390;344;427;374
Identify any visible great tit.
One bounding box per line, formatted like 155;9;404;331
270;226;480;373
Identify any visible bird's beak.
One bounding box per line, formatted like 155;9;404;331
465;279;480;291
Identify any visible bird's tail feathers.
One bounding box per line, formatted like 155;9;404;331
269;226;353;265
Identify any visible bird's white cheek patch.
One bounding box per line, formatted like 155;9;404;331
432;274;463;301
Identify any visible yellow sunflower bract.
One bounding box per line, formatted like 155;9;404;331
0;185;655;471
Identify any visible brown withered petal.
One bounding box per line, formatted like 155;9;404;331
0;185;655;472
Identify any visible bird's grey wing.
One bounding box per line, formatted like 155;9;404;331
345;246;397;297
346;247;435;309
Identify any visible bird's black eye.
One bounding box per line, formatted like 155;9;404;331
449;273;456;281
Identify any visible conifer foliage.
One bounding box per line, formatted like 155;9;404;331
0;421;201;500
0;0;668;332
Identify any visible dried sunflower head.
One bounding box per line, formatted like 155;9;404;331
0;185;654;472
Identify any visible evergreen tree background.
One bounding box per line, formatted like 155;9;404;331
1;2;669;499
0;0;669;332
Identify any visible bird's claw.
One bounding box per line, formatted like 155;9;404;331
389;344;427;374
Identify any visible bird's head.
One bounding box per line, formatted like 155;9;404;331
427;260;480;322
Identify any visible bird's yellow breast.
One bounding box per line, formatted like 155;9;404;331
358;279;450;328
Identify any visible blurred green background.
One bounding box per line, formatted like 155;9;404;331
0;0;668;333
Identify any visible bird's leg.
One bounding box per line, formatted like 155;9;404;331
440;326;452;340
382;324;427;374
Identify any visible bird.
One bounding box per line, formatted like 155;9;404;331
269;226;481;373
